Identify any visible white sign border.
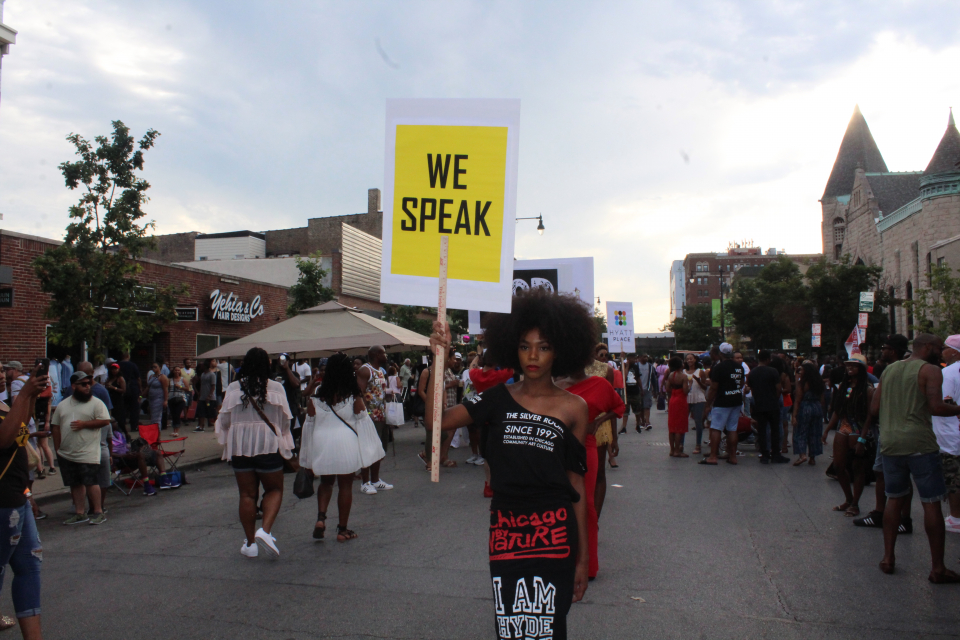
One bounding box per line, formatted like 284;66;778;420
380;99;521;313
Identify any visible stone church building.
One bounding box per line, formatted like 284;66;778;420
821;106;960;336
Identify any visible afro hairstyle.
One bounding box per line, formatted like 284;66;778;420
482;288;598;378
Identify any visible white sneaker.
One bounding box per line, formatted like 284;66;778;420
254;528;279;557
372;479;393;491
473;456;486;465
360;482;378;495
465;454;477;465
241;540;258;558
946;515;960;534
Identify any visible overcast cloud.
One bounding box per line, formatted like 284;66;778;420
2;1;960;330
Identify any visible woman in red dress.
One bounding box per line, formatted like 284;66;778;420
555;370;624;580
666;356;690;458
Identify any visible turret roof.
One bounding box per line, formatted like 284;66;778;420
823;105;888;199
923;109;960;176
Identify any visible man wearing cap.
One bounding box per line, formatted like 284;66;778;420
50;371;112;526
702;343;744;466
935;335;960;534
871;333;960;582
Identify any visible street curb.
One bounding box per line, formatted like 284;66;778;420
33;454;227;506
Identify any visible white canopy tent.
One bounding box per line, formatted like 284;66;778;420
197;301;431;359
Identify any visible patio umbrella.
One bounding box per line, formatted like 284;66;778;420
197;301;431;359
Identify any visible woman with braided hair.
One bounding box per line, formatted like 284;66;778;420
216;347;294;559
821;353;875;517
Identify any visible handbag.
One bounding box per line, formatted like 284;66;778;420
385;401;405;426
293;467;315;499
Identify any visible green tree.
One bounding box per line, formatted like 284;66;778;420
594;311;607;340
383;305;434;336
805;256;892;355
904;264;960;337
286;252;335;316
727;256;809;350
663;303;722;351
33;121;182;354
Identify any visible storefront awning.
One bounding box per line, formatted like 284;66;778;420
197;301;431;359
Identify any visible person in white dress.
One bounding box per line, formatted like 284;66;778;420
300;353;385;542
215;347;294;559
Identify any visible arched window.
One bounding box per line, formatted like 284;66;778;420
833;217;845;245
906;280;914;339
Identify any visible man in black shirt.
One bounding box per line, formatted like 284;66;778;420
117;353;141;434
747;350;788;464
702;343;744;465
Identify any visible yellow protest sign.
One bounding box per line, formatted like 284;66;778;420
381;99;520;313
391;125;508;282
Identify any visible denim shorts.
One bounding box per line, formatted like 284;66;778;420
231;452;285;474
0;505;42;618
882;451;946;503
709;405;741;432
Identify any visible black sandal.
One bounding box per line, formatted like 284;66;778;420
313;512;326;540
336;524;358;542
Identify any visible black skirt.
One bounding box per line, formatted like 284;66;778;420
488;501;578;640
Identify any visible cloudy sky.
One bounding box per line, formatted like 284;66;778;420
2;1;960;331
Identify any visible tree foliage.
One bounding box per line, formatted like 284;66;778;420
594;311;607;340
663;303;722;351
904;264;960;337
727;257;808;350
805;256;891;355
724;255;892;355
286;252;335;317
382;305;467;338
33;121;182;353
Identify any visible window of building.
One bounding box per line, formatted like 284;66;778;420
199;256;208;261
906;281;914;339
196;334;220;356
938;257;947;268
833;217;845;245
888;286;896;334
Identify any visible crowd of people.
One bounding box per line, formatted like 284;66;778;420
4;290;960;639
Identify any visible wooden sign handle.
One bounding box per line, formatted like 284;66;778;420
430;236;450;483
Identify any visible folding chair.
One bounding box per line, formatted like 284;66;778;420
138;423;188;475
109;432;148;496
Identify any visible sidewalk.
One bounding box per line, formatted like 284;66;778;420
32;426;226;503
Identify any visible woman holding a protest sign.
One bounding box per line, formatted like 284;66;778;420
426;288;592;640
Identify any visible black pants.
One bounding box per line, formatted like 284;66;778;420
754;408;781;457
168;397;187;429
122;395;141;434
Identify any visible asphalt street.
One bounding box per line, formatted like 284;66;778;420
27;410;960;639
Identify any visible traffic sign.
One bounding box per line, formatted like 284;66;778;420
859;292;875;312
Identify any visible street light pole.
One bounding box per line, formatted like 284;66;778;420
516;214;545;235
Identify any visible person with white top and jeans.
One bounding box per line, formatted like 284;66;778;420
216;347;294;559
936;335;960;534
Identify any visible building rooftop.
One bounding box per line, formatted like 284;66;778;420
924;109;960;176
865;172;923;216
823;105;889;199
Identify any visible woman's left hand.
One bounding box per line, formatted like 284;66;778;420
611;441;620;457
572;561;589;603
791;416;798;428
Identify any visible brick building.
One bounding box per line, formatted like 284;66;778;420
0;229;289;375
681;244;821;311
144;188;384;312
822;106;960;337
